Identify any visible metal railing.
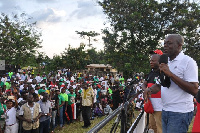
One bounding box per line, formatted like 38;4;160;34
88;90;144;133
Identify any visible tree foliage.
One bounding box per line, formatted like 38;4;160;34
0;13;42;66
99;0;200;76
60;44;106;71
76;31;100;47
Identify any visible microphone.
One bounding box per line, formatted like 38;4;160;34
159;54;168;64
159;54;171;88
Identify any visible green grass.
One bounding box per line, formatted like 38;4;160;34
188;116;194;133
54;111;195;133
55;111;141;133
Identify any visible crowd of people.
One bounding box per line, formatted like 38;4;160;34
0;34;199;133
0;68;145;133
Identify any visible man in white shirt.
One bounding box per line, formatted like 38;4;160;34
145;34;198;133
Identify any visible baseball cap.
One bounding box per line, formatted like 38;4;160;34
149;49;163;55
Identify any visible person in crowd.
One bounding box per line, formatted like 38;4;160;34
145;34;198;133
4;96;18;133
56;88;65;128
75;86;81;121
192;87;200;132
67;87;76;123
112;81;121;110
0;97;6;133
141;50;163;133
81;83;94;128
93;103;103;117
50;88;59;133
60;87;68;125
18;94;42;133
38;93;51;133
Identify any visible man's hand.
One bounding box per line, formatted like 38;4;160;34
33;117;38;122
26;119;32;123
159;63;172;77
57;112;60;117
143;88;152;102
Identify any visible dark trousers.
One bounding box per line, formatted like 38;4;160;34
23;128;39;133
113;98;120;110
39;118;50;133
67;104;73;123
82;106;91;127
63;105;67;124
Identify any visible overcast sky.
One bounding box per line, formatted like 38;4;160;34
0;0;109;58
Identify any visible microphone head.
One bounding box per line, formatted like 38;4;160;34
159;54;168;64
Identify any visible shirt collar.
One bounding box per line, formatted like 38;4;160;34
27;102;35;108
169;51;184;62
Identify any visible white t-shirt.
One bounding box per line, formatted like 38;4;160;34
5;107;17;125
161;51;198;113
93;89;97;103
19;84;24;90
31;84;36;89
35;76;42;83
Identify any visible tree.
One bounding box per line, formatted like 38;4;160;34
99;0;200;77
62;44;87;71
61;43;107;72
0;13;42;66
76;31;100;47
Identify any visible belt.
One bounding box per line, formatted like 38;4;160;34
7;123;16;126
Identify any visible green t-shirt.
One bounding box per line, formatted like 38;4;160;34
5;82;11;90
8;72;13;79
58;95;65;106
60;93;68;102
68;93;76;105
108;88;113;94
0;81;4;88
0;103;6;121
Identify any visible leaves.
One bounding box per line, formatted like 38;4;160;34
99;0;200;77
0;13;42;66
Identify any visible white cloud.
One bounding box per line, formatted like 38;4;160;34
0;0;108;58
0;0;21;13
35;0;58;3
69;0;103;19
31;8;65;24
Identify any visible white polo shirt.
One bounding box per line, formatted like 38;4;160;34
161;51;198;113
5;107;17;126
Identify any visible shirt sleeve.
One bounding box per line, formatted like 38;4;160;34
19;106;24;116
61;95;65;102
184;59;198;82
38;104;42;113
48;101;52;109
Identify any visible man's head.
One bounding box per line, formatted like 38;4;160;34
164;34;183;60
150;54;160;70
61;87;66;93
27;94;34;103
32;79;37;84
82;82;88;89
69;87;74;94
55;88;60;95
29;87;35;94
6;99;14;109
42;93;49;102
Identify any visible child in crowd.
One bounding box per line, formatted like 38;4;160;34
5;96;18;133
93;103;103;117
